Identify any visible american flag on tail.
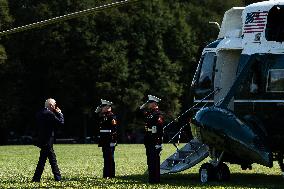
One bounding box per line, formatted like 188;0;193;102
244;11;268;33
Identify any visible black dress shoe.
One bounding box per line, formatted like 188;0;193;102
55;178;61;182
149;180;159;184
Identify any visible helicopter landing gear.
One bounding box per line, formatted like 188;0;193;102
199;163;215;183
199;162;231;182
199;150;230;183
215;163;230;181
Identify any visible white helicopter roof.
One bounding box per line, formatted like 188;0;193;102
212;7;244;52
242;0;284;55
214;0;284;55
246;0;284;9
218;7;244;39
242;0;283;35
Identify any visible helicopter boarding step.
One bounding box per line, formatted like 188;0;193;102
160;139;209;175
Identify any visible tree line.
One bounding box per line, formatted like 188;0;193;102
0;0;252;144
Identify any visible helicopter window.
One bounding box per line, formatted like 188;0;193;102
191;52;216;98
236;57;264;99
265;5;284;42
249;62;262;94
266;69;284;92
198;52;216;90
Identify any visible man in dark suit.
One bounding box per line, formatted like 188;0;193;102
32;98;64;182
95;99;118;179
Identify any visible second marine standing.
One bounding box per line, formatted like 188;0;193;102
95;99;118;179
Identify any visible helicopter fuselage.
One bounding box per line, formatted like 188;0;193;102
190;0;284;169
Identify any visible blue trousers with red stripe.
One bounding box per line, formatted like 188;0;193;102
102;146;115;178
145;145;161;183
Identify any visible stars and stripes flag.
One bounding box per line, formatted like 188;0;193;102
244;11;268;33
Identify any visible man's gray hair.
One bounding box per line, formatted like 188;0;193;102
45;98;56;108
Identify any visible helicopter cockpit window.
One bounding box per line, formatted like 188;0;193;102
265;5;284;42
266;69;284;92
236;59;263;99
195;52;216;95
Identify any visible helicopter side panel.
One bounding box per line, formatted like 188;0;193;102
214;50;241;110
234;54;284;152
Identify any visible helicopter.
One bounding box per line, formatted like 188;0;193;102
189;0;284;183
160;0;284;183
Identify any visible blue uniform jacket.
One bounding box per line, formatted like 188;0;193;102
97;112;118;147
143;108;164;146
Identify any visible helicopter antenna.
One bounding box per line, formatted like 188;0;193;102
209;21;221;31
0;0;139;37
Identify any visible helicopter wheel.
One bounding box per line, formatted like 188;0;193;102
199;163;215;183
215;162;230;181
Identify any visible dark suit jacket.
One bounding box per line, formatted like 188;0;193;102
35;108;64;148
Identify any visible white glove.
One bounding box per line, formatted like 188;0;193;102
139;103;147;109
155;145;162;150
151;126;157;133
110;143;117;147
95;106;101;113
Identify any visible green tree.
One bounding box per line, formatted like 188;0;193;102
0;0;247;143
0;0;13;144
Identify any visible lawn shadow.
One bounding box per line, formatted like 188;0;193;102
60;173;148;186
116;173;148;184
31;172;283;188
160;172;284;188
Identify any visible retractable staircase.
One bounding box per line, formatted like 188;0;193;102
160;89;218;174
160;139;209;175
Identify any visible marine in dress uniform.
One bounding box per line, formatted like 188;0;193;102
32;98;64;182
140;95;164;183
95;99;118;178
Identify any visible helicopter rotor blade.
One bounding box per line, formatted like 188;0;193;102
0;0;139;37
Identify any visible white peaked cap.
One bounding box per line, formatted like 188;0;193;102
148;95;161;103
101;99;113;106
95;106;101;113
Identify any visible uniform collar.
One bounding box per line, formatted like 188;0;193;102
102;111;113;116
149;107;159;113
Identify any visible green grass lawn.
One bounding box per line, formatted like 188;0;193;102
0;144;283;189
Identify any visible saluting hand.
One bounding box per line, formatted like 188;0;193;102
55;107;62;114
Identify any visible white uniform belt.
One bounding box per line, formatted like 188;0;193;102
100;130;112;133
146;128;152;132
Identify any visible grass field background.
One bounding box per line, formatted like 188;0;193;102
0;144;283;188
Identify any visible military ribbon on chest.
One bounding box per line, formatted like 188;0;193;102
112;119;117;125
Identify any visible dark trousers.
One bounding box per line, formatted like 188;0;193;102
278;153;284;172
102;146;115;178
33;145;61;181
145;145;161;183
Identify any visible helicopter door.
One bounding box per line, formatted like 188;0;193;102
263;55;284;149
235;54;284;150
191;52;216;100
214;50;241;110
234;56;264;118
